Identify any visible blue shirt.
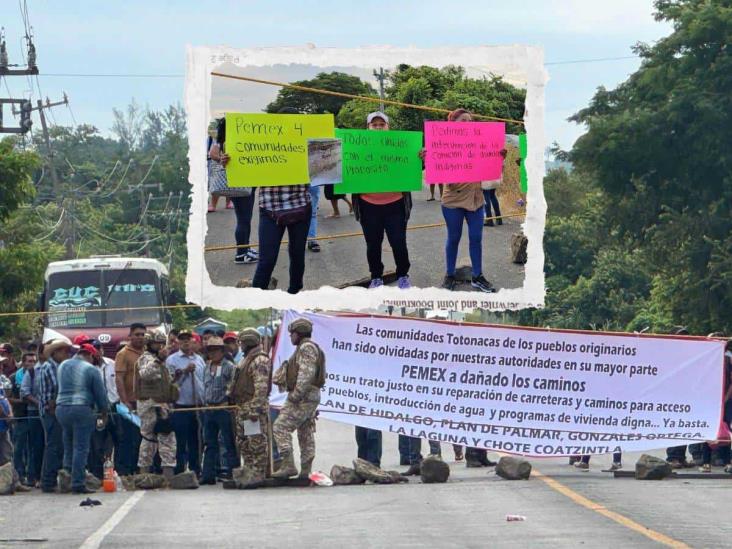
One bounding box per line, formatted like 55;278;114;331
203;359;235;405
166;350;205;406
20;363;42;411
0;389;10;432
56;357;109;412
38;358;60;416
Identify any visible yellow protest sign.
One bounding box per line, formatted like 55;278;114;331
225;113;335;187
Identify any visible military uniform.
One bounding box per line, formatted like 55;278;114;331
229;333;272;481
272;319;326;478
135;340;178;473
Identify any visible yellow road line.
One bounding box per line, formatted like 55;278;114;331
533;469;691;549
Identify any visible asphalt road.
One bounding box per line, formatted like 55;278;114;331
204;186;526;291
3;420;730;549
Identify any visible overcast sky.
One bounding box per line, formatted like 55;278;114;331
0;0;671;150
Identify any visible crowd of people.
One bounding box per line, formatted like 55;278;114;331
207;108;516;294
1;328;730;494
0;318;326;493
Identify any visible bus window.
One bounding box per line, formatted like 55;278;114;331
104;269;163;327
46;271;105;329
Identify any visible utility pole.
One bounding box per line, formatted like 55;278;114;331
33;95;74;257
373;67;386;112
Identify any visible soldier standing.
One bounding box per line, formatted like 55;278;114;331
271;318;326;479
228;328;272;485
135;332;178;483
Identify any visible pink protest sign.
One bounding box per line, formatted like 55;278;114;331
424;121;506;184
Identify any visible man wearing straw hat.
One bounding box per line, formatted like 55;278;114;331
37;338;73;492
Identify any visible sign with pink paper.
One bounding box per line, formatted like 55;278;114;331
424;121;506;184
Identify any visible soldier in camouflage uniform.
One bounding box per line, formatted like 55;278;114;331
228;328;272;484
271;318;326;479
135;332;178;482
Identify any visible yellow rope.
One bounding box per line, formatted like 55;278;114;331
210;72;525;126
204;212;526;252
0;303;200;319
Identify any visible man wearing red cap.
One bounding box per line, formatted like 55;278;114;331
56;343;109;493
223;332;239;363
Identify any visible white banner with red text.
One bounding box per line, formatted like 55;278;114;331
271;311;725;457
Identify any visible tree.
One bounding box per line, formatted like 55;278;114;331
385;65;526;133
265;72;375;115
568;0;732;333
0;139;63;340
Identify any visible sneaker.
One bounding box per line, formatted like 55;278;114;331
609;462;622;471
699;464;712;473
465;460;483;468
484;219;495;227
247;248;259;258
667;459;684;470
397;276;411;289
569;456;579;465
442;275;456;291
307;241;321;252
226;200;234;209
575;462;589;471
471;274;497;293
454;448;464;462
402;463;421;476
724;464;732;474
235;250;258;264
368;278;384;289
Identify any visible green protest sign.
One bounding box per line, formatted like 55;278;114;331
333;129;423;194
519;133;528;193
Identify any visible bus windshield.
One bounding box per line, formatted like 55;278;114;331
46;269;163;329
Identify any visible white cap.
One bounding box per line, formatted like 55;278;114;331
366;111;389;125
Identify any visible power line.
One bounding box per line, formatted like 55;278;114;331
544;55;637;66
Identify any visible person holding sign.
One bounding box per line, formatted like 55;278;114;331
351;112;413;290
431;109;497;293
251;108;313;294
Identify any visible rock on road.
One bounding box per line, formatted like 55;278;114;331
3;419;731;548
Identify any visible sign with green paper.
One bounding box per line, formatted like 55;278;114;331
519;133;528;193
333;129;423;194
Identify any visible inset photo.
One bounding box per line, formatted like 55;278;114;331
185;46;547;311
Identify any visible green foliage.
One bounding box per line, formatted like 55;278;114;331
265;72;375;115
0;137;39;222
385;65;526;133
564;0;732;333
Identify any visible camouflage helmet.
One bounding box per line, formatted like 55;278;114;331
288;318;313;336
145;331;167;344
238;328;261;347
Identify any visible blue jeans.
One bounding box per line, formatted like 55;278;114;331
355;427;382;467
252;206;311;294
118;414;141;476
482;189;501;219
399;435;422;465
441;205;484;277
56;405;96;490
172;407;200;475
202;409;237;481
308;186;320;239
41;414;64;490
231;191;256;259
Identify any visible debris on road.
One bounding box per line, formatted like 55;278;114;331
506;515;526;522
79;498;102;507
496;456;532;480
420;455;450;483
635;454;672;480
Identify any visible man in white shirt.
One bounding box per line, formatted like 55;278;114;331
165;330;205;475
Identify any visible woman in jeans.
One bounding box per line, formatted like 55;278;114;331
436;108;496;293
209;118;258;264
